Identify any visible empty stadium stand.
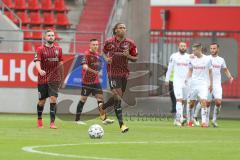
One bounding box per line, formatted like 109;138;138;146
70;0;115;53
1;0;71;52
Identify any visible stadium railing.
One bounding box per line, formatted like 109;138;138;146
150;29;240;99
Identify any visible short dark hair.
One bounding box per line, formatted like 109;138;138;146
45;29;54;35
192;43;202;48
210;42;220;48
112;22;125;35
90;38;98;42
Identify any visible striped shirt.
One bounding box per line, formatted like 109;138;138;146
34;44;63;85
103;37;138;78
82;50;100;84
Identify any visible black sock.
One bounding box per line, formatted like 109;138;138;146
102;96;115;110
50;103;57;123
114;99;123;127
37;104;44;119
75;101;85;121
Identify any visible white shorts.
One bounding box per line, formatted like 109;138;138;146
207;85;222;101
188;84;209;100
173;83;189;100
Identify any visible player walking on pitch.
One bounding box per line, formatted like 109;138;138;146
34;29;64;129
185;43;213;128
165;42;190;127
75;39;114;125
102;23;138;133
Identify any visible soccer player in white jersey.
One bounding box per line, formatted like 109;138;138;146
208;43;233;127
185;43;213;128
165;42;190;127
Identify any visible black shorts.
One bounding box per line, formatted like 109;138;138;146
38;82;60;100
81;83;103;96
108;77;127;93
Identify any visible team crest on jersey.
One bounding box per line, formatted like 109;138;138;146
107;43;115;50
55;49;59;57
121;43;130;50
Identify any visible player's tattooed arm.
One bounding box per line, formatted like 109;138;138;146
59;61;64;86
101;53;112;64
35;61;46;76
83;64;98;74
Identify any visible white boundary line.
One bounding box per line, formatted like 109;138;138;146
22;141;237;160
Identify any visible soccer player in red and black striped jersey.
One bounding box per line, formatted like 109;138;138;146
75;39;114;125
102;23;138;133
34;29;63;129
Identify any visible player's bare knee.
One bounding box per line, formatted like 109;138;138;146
176;99;183;104
200;100;207;108
206;101;211;107
80;96;87;102
188;100;195;108
215;100;222;107
50;96;57;103
38;99;46;106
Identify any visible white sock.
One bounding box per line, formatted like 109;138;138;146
212;105;221;123
194;102;201;118
176;102;183;122
191;108;195;121
187;105;192;122
206;107;210;125
201;107;207;124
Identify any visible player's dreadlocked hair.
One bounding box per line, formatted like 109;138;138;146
112;22;125;35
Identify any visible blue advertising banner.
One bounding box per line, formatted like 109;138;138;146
65;54;108;89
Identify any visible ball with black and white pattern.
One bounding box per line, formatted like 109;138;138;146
88;124;104;139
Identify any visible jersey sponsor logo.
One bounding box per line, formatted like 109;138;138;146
176;62;188;66
47;57;59;62
193;66;205;70
213;64;221;68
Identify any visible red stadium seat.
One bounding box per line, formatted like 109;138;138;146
4;11;19;24
32;27;43;39
29;12;43;25
56;13;71;27
33;41;42;51
14;0;27;10
54;0;69;12
2;0;14;9
28;0;41;11
21;26;32;39
16;11;30;24
41;0;54;11
43;12;55;25
23;41;34;52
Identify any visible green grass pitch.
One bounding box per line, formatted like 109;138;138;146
0;114;239;160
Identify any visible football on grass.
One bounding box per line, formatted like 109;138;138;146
88;124;104;139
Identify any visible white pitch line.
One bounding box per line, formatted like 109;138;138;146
22;141;236;160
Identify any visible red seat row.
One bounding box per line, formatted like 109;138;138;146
21;26;61;40
4;11;70;27
2;0;68;12
24;41;60;52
